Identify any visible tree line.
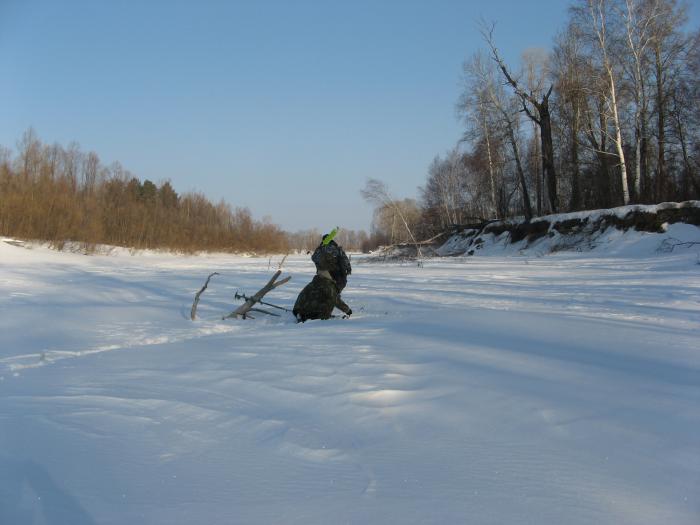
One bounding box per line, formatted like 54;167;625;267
0;130;374;253
0;130;275;253
367;0;699;243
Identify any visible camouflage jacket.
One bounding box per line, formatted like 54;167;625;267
293;272;351;322
311;240;351;290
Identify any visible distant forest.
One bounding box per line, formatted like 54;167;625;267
365;0;700;245
0;130;371;254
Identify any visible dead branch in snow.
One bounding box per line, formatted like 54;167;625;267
658;238;700;253
222;270;291;320
190;272;219;320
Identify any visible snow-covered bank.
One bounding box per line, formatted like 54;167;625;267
1;238;699;524
437;200;700;258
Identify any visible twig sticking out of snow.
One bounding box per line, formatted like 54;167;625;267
277;254;288;270
190;272;220;320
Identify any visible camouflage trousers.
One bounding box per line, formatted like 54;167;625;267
293;274;351;322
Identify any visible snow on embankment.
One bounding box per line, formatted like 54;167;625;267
438;200;700;258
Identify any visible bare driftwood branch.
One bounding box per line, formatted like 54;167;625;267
657;238;700;253
190;272;219;320
223;270;291;320
235;291;291;313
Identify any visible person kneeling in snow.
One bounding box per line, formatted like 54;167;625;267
293;269;352;322
311;228;352;292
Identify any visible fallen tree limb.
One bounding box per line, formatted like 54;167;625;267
658;238;700;253
235;291;291;313
190;272;219;320
223;270;291;320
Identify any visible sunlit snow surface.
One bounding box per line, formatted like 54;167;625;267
1;230;699;524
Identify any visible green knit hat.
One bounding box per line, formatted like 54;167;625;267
322;227;340;246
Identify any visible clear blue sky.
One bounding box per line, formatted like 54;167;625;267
1;0;697;232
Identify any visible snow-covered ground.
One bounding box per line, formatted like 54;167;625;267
1;229;699;524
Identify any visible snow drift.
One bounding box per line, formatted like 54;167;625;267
1;226;699;524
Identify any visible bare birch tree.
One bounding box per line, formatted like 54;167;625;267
587;0;631;205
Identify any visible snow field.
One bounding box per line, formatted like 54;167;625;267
0;236;699;524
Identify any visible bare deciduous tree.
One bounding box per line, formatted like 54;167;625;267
462;52;533;220
361;179;424;258
483;22;559;214
587;0;631;205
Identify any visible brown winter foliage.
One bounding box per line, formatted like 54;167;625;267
0;130;288;254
